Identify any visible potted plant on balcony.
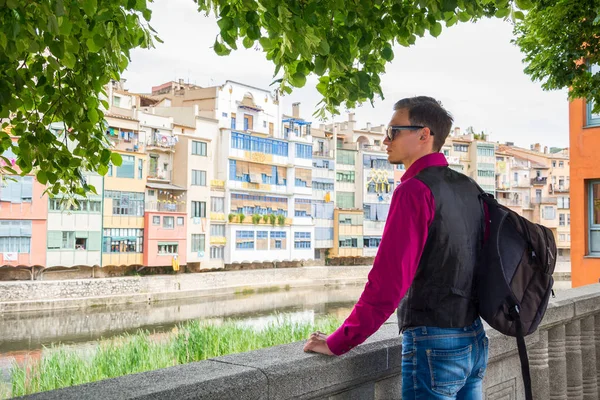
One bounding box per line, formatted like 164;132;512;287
238;212;246;223
252;214;261;225
228;213;235;223
262;214;269;224
268;214;276;226
277;214;286;226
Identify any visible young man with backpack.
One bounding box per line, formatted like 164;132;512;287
304;96;489;399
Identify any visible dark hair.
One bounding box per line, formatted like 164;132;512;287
393;96;453;152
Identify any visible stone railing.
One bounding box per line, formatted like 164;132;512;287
20;284;600;399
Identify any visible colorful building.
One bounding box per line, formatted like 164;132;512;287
569;87;599;287
0;136;47;267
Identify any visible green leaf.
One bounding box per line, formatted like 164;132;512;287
515;0;533;10
457;12;471;22
514;11;525;20
213;39;230;56
290;72;307;88
63;52;76;69
36;170;47;185
314;56;327;76
217;17;234;31
47;15;59;34
86;38;101;52
243;36;254;49
110;151;122;166
381;45;394;61
55;0;65;17
430;22;442;37
87;108;99;123
82;0;98;16
318;39;330;55
97;164;109;176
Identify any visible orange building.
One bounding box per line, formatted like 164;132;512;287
569;95;600;287
143;210;187;268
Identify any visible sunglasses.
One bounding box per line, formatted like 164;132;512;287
386;125;435;141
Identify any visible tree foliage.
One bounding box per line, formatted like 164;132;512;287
0;0;156;197
1;0;598;198
195;0;533;119
514;0;600;113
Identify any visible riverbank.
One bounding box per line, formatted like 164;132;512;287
0;263;572;314
0;266;373;313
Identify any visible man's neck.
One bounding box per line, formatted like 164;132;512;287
403;151;436;170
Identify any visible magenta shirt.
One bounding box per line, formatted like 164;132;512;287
326;152;449;355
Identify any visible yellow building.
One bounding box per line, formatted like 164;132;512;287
333;209;364;257
102;84;148;267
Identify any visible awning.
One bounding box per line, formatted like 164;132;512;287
146;182;186;191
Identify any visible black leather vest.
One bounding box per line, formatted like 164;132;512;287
397;166;484;331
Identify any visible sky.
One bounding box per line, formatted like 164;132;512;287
122;0;570;149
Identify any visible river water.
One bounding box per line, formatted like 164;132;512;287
0;283;365;377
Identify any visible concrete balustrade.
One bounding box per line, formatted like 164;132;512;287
18;284;600;400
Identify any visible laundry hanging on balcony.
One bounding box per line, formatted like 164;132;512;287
154;132;178;146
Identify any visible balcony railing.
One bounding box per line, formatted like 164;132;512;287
145;201;186;213
148;170;171;181
531;177;548;185
497;198;522;207
313;150;333;158
532;197;558;205
552;186;570;193
147;135;176;150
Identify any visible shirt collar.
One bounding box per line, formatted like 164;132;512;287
401;153;449;183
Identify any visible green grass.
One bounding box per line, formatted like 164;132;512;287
6;315;342;398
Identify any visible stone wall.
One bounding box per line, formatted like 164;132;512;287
19;284;600;400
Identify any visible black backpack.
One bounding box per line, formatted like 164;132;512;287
476;191;557;400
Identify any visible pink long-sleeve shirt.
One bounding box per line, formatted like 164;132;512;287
326;152;449;356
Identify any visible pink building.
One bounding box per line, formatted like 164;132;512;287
143;211;187;268
0;139;48;267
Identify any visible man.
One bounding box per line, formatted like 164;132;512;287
304;96;488;399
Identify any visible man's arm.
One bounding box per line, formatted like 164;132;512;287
310;179;435;356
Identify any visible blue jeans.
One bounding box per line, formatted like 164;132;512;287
401;318;489;400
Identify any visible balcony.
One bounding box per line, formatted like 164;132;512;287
497;198;522;207
145;201;186;213
313;150;333;158
512;179;531;188
532;197;558;205
211;180;225;191
148;170;171;181
146;133;177;151
531;177;548;186
552;186;570;193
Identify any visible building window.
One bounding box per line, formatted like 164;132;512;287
336;171;355;183
108;164;113;176
102;228;144;253
211;197;224;213
163;216;174;229
453;144;468;152
158;242;178;255
559;161;564;168
257;231;268;250
191;234;205;253
192;170;207;186
270;231;286;249
210;224;225;237
230;132;289;157
559;214;565;226
295;143;312;159
0;175;33;203
336;150;355;165
104;191;145;216
192;201;206;218
116;155;135;179
222;112;228;118
294;232;311;249
152;216;160;225
49;199;101;213
336;192;355;209
339;236;363;248
476;146;495;157
210;246;224;259
587;64;600;126
364;237;382;248
113;96;121;107
192;141;207;156
243;114;253;130
0;220;32;253
231;113;236;129
138;159;143;179
177;217;184;226
236;230;255;249
542;206;556;220
263;121;267;128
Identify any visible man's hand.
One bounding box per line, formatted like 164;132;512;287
303;331;334;356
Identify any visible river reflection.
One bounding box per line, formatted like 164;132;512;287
0;283;364;358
